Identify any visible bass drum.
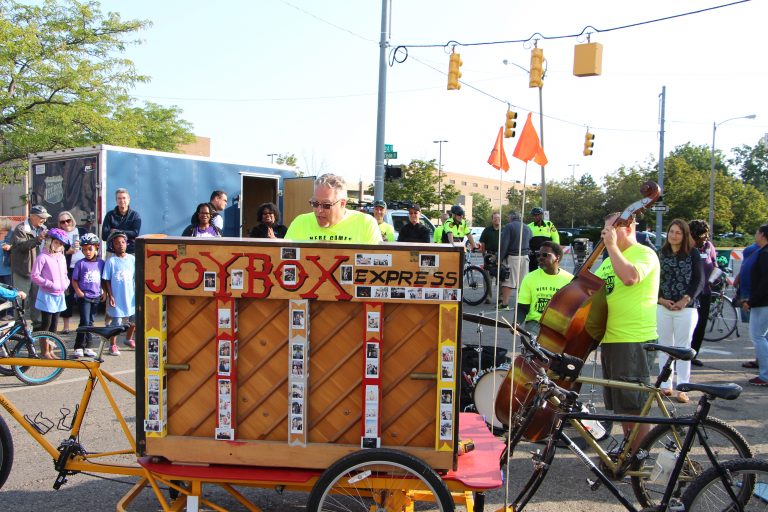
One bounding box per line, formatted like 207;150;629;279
472;365;510;435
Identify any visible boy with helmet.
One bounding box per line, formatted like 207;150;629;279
527;206;559;272
442;205;477;251
72;233;105;358
30;228;70;356
102;231;136;355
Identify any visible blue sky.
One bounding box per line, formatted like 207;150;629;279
107;0;767;189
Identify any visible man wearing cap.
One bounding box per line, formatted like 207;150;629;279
397;204;431;243
10;205;50;324
285;173;380;244
372;200;395;242
527;207;559;272
442;205;477;251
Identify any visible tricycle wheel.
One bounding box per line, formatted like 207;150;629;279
307;448;454;511
0;413;14;489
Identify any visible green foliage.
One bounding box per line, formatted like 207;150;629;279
470;192;492;227
275;153;298;167
0;0;195;181
378;159;459;216
731;143;768;196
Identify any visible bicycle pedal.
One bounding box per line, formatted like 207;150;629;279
586;477;601;491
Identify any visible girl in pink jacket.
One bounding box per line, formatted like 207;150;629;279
31;228;70;356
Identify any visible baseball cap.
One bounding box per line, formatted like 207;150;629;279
408;203;421;211
373;200;387;208
30;205;51;218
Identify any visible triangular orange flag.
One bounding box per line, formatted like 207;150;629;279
487;126;510;171
512;112;548;166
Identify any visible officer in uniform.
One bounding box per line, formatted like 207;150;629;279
442;205;477;251
527;206;559;272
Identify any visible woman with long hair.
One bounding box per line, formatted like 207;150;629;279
182;203;222;237
656;219;704;402
56;210;84;333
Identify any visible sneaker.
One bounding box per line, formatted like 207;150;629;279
73;348;84;358
123;339;136;349
748;377;768;387
498;305;511;311
83;348;98;357
691;358;703;367
109;345;121;356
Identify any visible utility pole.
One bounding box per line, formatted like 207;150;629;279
372;0;389;201
656;86;666;249
433;140;448;213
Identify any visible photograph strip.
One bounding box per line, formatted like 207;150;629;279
215;298;238;441
361;302;383;449
144;294;168;436
288;299;309;446
436;303;459;449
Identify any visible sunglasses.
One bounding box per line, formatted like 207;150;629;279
59;219;73;224
308;199;341;210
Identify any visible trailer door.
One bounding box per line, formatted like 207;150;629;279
29;155;99;233
282;176;315;227
239;174;279;237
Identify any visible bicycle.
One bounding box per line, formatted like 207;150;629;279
462;252;509;307
504;332;757;511
0;323;140;491
703;270;740;342
462;313;753;509
0;297;68;385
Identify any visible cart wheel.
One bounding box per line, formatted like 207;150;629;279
472;491;485;512
307;448;454;511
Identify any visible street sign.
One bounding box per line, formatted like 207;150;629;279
649;203;669;213
384;144;393;152
384;151;397;159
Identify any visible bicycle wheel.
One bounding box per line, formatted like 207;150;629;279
11;331;67;385
631;416;752;508
0;413;14;489
703;294;738;342
463;265;490;306
306;448;454;511
682;457;768;511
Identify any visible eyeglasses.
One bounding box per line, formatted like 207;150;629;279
59;219;73;224
308;199;341;210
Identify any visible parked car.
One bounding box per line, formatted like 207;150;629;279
364;208;436;241
716;232;744;239
466;226;484;251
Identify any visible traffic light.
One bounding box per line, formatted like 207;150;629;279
505;109;518;138
529;47;544;88
447;52;462;90
583;132;595;156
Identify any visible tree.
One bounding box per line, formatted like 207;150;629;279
471;193;492;227
731;143;768;196
0;0;195;182
275;153;298;167
371;159;459;216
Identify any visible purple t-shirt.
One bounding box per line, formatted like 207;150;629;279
72;258;105;300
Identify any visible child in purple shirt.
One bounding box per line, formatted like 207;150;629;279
71;234;105;358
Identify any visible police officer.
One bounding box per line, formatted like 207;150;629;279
527;206;559;272
442;205;477;251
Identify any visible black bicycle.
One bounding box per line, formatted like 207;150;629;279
703;269;739;342
504;333;758;511
462;252;508;306
0;297;67;385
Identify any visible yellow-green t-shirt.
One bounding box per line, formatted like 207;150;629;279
378;221;395;242
285;210;381;244
594;243;660;343
518;268;574;323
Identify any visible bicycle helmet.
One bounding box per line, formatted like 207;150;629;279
46;228;71;250
531;207;544;215
716;255;729;269
80;233;100;246
450;205;465;216
107;230;127;246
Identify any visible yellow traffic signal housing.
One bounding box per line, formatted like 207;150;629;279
447;52;462;90
583;132;595;156
505;110;518;138
529;48;544;88
573;42;603;77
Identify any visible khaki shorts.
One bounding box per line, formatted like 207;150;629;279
501;255;529;289
601;342;651;414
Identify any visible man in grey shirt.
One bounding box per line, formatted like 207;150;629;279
498;211;532;310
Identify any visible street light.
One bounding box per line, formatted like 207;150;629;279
267;153;278;164
708;114;756;231
433;140;448;213
502;59;546;209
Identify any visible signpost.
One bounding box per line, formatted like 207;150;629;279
384;144;397;160
649;203;669;213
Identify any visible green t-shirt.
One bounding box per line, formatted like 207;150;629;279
442;218;470;243
594;243;660;343
285;210;381;244
518;268;574;322
378;221;395;242
433;225;444;243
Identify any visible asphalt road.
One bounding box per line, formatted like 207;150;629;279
0;292;765;511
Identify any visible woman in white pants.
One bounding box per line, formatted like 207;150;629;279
657;219;705;403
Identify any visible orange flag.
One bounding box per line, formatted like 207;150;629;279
487;126;510;171
512;112;548;166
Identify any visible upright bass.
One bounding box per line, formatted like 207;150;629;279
495;181;661;440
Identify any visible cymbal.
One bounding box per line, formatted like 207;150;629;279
462;312;513;330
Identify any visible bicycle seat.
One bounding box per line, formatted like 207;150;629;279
643;344;695;361
676;382;742;400
76;325;130;339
